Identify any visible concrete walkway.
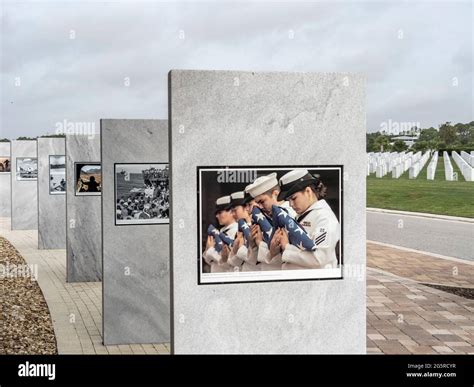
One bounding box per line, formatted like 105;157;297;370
0;218;170;355
367;209;474;261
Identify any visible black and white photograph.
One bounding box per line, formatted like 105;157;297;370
49;155;66;195
115;163;170;225
75;163;101;196
0;157;10;173
16;157;38;181
198;166;343;284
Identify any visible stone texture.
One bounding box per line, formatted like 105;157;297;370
37;138;66;249
11;140;38;230
169;70;366;354
101;119;170;345
66;134;101;282
0;142;11;217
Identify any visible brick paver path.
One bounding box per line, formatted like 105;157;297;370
368;241;474;288
367;240;474;354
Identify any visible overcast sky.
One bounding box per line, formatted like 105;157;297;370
1;0;472;139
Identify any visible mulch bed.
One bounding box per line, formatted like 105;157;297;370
422;283;474;300
0;236;57;354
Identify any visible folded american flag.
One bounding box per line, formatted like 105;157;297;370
272;205;316;251
238;219;251;247
251;207;274;247
207;223;234;246
207;224;224;252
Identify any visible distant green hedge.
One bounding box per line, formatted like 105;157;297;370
435;148;474;155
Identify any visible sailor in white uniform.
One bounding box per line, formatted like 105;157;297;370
227;190;260;272
245;173;297;271
203;195;238;273
275;169;340;269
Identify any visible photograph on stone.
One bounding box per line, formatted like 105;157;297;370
199;165;343;284
74;162;101;196
15;157;38;181
0;156;11;172
114;163;170;225
49;155;66;195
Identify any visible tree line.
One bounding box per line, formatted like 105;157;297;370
367;121;474;153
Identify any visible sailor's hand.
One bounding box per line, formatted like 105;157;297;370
270;229;282;257
206;235;215;250
251;224;263;246
232;232;243;254
221;245;229;261
279;228;289;250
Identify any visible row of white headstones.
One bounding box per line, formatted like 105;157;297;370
367;150;474;181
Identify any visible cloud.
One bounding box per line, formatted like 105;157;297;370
1;0;472;139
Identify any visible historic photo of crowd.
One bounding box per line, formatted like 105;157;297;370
75;163;101;196
198;166;343;284
49;155;66;194
115;163;170;225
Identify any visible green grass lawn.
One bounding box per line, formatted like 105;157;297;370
367;156;474;218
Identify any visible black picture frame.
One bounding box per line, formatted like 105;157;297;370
48;155;66;195
74;162;102;196
0;156;11;173
196;165;344;285
16;157;38;181
114;162;170;226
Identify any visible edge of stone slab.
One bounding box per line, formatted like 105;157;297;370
168;69;366;78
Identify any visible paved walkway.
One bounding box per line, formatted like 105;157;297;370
368;241;474;288
0;218;170;355
1;217;473;354
367;268;474;354
367;240;474;354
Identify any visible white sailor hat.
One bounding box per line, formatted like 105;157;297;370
215;195;232;213
277;169;319;201
245;173;278;198
230;191;252;207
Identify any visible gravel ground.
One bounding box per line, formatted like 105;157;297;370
0;237;57;354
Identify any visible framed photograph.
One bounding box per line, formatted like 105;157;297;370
49;155;66;195
16;157;38;181
198;165;343;285
0;156;11;173
115;163;170;225
75;162;101;196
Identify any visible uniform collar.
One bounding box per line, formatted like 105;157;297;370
221;222;237;233
297;199;327;221
308;199;327;211
278;200;291;209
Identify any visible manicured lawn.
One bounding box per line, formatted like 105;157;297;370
367;157;474;218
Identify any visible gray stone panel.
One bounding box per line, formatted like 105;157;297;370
37;138;66;249
11;140;38;230
169;70;366;354
0;142;11;217
66;134;102;282
101;119;170;345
